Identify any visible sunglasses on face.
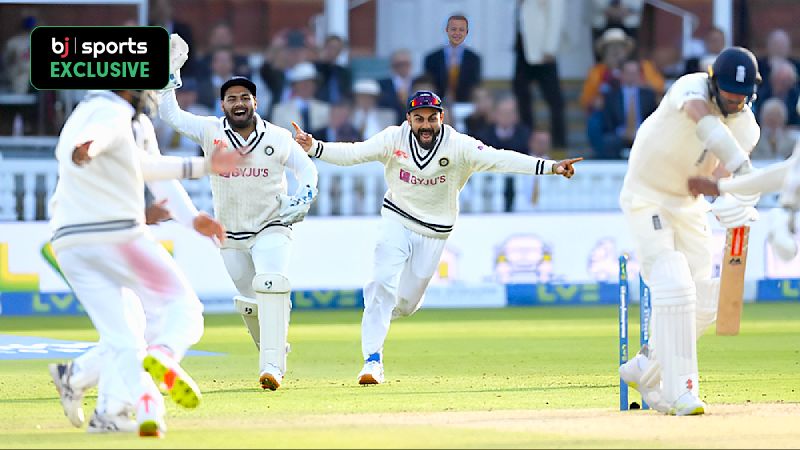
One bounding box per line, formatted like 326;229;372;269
408;95;442;109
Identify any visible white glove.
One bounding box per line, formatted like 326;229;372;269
711;194;760;228
163;33;189;91
767;208;798;261
278;185;317;225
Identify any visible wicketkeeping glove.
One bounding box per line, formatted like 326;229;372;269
278;185;317;225
711;194;759;228
163;33;189;91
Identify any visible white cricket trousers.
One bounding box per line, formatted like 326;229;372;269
361;217;447;359
220;232;292;297
619;192;713;283
55;234;204;411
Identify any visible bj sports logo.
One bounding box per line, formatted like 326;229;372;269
30;26;169;90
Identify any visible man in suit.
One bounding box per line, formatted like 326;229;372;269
312;99;361;142
271;62;330;133
601;59;657;159
513;0;567;148
314;35;352;103
149;0;196;77
197;47;236;114
478;95;531;212
423;15;482;103
378;49;415;124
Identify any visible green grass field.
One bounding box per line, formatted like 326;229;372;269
1;304;799;448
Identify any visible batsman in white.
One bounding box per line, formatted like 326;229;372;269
618;47;763;415
687;96;800;261
48;96;230;434
48;88;241;437
158;34;319;391
292;90;582;385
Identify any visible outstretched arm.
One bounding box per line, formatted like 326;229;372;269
292;121;390;166
462;134;581;178
688;160;793;197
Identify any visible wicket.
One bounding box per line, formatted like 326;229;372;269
618;254;651;411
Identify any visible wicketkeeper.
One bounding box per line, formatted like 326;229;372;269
158;34;319;391
292;90;581;385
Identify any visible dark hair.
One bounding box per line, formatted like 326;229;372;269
447;14;468;30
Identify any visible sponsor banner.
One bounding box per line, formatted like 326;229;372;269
506;282;619;306
756;279;800;302
2;213;800;315
0;335;220;360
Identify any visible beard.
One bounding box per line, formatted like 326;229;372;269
224;108;254;129
412;127;440;150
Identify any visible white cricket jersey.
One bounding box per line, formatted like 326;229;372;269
159;90;318;249
622;73;760;206
310;122;557;239
49;92;209;252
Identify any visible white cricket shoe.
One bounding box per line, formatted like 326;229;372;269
136;393;166;438
48;362;85;427
259;365;283;391
142;345;202;409
87;410;137;433
669;391;706;416
619;348;670;413
358;361;384;385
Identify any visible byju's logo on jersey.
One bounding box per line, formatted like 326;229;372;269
30;26;169;90
399;169;446;186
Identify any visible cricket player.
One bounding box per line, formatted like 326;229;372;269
158;34;319;391
617;47;762;415
687;97;800;261
49;101;230;434
48;89;241;437
292;90;581;384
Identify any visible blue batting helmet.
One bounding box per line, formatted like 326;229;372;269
710;47;761;96
407;90;443;113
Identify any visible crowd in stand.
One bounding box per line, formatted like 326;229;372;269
2;0;800;165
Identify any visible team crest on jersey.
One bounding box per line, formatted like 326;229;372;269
393;149;409;159
264;145;275;156
439;157;449;167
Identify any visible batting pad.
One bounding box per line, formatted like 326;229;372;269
695;278;720;338
253;273;292;374
234;296;260;350
649;251;699;405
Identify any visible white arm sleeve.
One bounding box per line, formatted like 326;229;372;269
462;134;556;175
158;89;214;147
779;148;800;208
285;140;318;190
140;153;207;181
310;128;393;166
718;159;793;196
146;179;199;228
696;115;750;173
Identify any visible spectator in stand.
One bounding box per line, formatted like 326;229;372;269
758;29;800;88
464;86;494;136
3;15;35;94
590;0;644;49
260;29;315;107
684;27;726;75
153;78;211;155
378;49;415;124
754;59;800;127
513;0;567;148
600;59;658;159
651;46;684;88
351;79;396;139
582;28;664;158
524;129;554;208
423;14;482;103
149;0;195;77
751;98;799;161
478;95;531;212
314;35;352;104
271;62;330;132
195;22;252;81
197;47;237;114
312;99;361;142
410;74;437;94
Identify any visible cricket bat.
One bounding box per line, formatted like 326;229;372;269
716;225;749;336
